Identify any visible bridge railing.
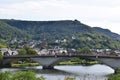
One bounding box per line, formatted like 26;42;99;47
3;52;119;58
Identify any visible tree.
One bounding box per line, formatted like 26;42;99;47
0;71;11;80
24;46;37;55
24;46;30;52
108;74;120;80
0;51;3;60
110;51;117;56
18;49;27;55
12;71;45;80
12;71;36;80
18;46;37;55
0;71;45;80
27;49;37;55
77;48;92;54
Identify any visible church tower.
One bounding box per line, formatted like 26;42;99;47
41;33;47;49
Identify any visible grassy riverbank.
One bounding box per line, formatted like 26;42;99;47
108;68;120;80
58;61;98;65
58;58;99;66
0;71;45;80
12;61;98;68
0;70;76;80
11;63;39;67
11;58;99;67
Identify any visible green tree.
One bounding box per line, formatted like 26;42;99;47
0;51;3;60
0;71;45;80
12;71;36;80
18;49;27;55
0;71;11;80
18;46;37;55
110;51;117;56
27;49;37;55
24;46;31;52
77;48;92;54
108;74;120;80
24;46;37;55
12;71;45;80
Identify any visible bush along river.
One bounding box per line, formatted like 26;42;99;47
108;68;120;80
0;64;114;80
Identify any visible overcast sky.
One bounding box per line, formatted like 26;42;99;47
0;0;120;34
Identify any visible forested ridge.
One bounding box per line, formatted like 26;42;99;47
0;19;120;49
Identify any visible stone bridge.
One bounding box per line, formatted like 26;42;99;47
1;54;120;73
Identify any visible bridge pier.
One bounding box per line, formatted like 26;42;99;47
31;57;66;70
114;69;117;74
114;68;120;74
43;66;54;69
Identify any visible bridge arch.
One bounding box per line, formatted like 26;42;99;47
30;56;120;74
1;55;120;73
31;57;70;69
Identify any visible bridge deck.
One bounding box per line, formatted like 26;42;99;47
3;54;120;59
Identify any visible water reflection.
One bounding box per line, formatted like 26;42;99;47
0;64;114;80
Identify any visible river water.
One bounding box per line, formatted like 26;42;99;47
0;64;114;80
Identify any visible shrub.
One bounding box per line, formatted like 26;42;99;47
18;49;27;55
0;71;45;80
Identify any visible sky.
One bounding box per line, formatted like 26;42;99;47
0;0;120;34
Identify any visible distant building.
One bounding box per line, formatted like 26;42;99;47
0;48;18;56
37;46;67;55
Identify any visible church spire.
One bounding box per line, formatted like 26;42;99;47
41;32;47;49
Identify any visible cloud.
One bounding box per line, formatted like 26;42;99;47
85;20;120;34
66;0;120;7
0;0;120;34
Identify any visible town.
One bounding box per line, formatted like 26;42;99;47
1;38;120;56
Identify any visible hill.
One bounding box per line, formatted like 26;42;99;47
0;19;120;49
93;27;120;40
0;20;30;41
0;19;94;40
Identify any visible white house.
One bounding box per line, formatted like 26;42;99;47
0;48;18;56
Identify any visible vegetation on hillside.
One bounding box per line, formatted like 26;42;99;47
65;33;120;49
1;19;93;40
0;51;3;60
0;39;7;48
1;19;120;49
0;21;30;42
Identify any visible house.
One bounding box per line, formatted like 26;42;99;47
38;49;49;55
0;48;18;56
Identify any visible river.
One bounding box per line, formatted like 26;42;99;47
0;64;114;80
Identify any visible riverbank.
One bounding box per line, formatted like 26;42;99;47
108;68;120;80
0;71;45;80
0;70;76;80
58;58;99;66
11;62;39;67
11;58;99;67
58;61;99;65
11;61;99;68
